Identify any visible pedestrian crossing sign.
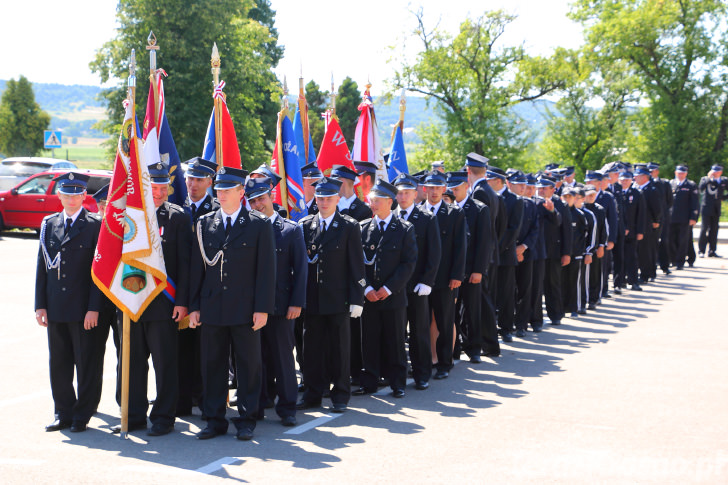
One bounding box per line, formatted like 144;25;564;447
44;130;62;149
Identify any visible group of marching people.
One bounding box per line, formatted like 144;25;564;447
35;152;726;442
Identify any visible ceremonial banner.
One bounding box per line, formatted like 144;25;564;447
387;124;409;181
202;81;242;169
271;114;308;222
142;70;187;206
92;99;167;322
317;116;362;198
293;104;317;167
351;87;386;181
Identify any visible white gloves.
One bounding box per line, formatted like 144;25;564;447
349;305;363;319
413;283;432;296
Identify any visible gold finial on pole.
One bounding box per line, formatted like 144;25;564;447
211;43;223;169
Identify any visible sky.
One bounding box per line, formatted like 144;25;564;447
0;0;583;93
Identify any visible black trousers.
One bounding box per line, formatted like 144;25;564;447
699;207;720;254
294;313;305;378
496;265;516;334
562;258;581;314
687;239;697;265
177;326;203;414
613;232;625;289
530;259;545;327
350;317;363;381
670;222;691;268
201;324;261;433
430;287;456;372
543;257;564;323
96;305;117;407
580;260;589;311
456;280;483;358
658;222;672;271
406;292;432;383
302;312;350;405
514;260;534;331
48;321;104;423
624;237;640;285
259;315;297;419
119;318;178;427
361;305;407;391
601;248;612;296
588;255;602;305
481;263;500;354
638;227;659;280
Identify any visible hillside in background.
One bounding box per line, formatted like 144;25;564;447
1;80;555;149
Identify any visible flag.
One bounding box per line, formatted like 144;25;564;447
351;87;387;181
387;124;409;181
202;81;241;169
271;113;308;222
293;104;316;166
92;98;167;321
317;116;363;199
142;70;187;206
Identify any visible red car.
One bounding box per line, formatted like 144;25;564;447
0;169;112;232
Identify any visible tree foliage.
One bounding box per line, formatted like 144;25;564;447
90;0;282;169
0;76;51;157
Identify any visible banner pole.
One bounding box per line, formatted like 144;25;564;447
120;312;131;439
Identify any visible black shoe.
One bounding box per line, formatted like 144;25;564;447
70;421;88;433
663;269;671;275
175;408;192;417
45;419;72;432
297;383;306;393
603;293;612;298
352;387;376;396
281;415;297;427
570;312;579;318
502;333;513;342
587;303;597;310
469;355;482;363
378;377;389;388
515;329;526;338
330;403;347;413
414;380;429;390
483;351;501;357
688;262;694;267
236;427;254;441
631;284;642;291
578;309;587;315
196;427;225;440
710;252;721;258
111;422;146;434
434;370;449;380
392;389;405;398
296;399;321;410
613;288;622;295
551;320;561;326
676;265;684;270
148;423;174;436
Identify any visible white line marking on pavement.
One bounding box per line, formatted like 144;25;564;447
284;414;341;435
195;456;242;474
0;458;44;466
0;372;115;409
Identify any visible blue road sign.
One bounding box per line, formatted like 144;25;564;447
44;130;62;149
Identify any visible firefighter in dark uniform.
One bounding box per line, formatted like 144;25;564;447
698;164;728;257
537;177;570;326
297;177;365;413
189;166;276;441
561;187;590;317
448;171;493;360
354;179;417;397
604;163;626;293
250;163;287;217
247;178;307;427
635;167;663;283
393;173;441;389
669;165;700;269
420;171;467;379
487;167;524;342
330;164;371;386
619;171;646;290
113;162;192;436
650;163;674;274
584;185;608;309
35;172;102;433
529;174;560;331
509;172;538;338
178;156;218;417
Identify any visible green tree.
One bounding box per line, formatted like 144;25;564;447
0;76;51;157
389;9;568;167
305;80;328;149
90;0;282;169
571;0;728;175
335;77;361;150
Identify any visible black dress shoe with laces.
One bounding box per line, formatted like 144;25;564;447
281;415;297;427
236;427;254;441
196;427;226;440
296;399;321;410
434;370;449;380
330;403;347;413
352;387;376;396
45;419;72;432
392;389;405;398
70;421;88;433
414;380;429;390
147;423;174;436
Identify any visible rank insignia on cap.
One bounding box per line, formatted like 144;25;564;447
358;278;367;287
247;180;255;188
219;167;226;174
156;163;162;170
69;173;74;180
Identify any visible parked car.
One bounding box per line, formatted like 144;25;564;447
0;169;112;232
0;157;78;192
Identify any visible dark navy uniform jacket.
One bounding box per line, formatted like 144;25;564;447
471;178;502;246
360;216;417;309
190;206;276;325
516;197;539;262
585;202;608;250
546;195;571;260
498;188;524;266
300;211;365;315
638;180;664;226
270;215;308;317
699;176;728;211
185;194;219;228
35;208;102;322
340;197;372;222
534;197;561;261
420;201;467;288
622;186;646;240
402;206;441;293
669;179;700;224
595;190;618;244
460;196;492;275
569;206;588;259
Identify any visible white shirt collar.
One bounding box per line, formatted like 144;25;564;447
638;181;650;190
398;204;414;220
318;212;335;229
188;195;206;210
337;193;357;211
374;212;393;231
63;207;83;224
496;186;507;196
221;205;241;225
268;212;279;224
425;200;443;214
456;197;467;209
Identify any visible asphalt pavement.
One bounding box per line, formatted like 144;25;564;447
1;231;726;484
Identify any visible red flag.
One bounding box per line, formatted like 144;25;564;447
202;81;242;169
317;116;355;176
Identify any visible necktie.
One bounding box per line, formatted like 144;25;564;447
65;217;72;236
190;203;197;219
225;216;232;238
379;220;386;234
400;209;407;220
322;220;327;232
